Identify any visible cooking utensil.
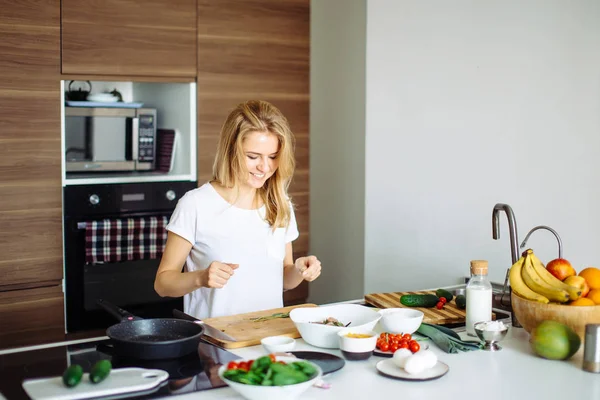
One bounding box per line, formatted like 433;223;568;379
22;367;168;400
172;309;237;342
97;299;203;360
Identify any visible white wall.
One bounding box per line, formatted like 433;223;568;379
309;0;367;304
310;0;600;303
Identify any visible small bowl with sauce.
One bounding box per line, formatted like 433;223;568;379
337;329;378;360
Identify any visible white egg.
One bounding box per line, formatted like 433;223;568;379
403;354;427;375
417;349;438;369
392;348;413;369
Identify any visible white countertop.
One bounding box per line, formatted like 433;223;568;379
172;325;600;400
3;292;599;400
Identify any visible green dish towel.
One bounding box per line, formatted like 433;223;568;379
416;323;483;354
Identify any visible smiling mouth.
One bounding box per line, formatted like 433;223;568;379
251;172;265;178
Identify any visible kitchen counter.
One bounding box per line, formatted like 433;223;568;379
2;304;599;400
170;327;600;400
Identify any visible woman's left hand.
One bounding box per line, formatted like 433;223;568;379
295;255;322;282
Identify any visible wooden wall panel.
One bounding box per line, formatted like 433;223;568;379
62;0;197;77
197;0;310;304
0;0;62;349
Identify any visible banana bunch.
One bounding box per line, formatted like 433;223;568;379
509;249;582;304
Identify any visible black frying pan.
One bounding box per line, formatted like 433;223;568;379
97;299;204;360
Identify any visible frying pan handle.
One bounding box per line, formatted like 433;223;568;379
97;299;142;322
173;309;201;323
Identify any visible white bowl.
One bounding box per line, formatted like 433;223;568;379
261;336;296;353
378;308;424;334
218;355;322;400
289;304;382;349
337;328;378;360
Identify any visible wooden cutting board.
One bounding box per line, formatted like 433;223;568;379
201;303;318;349
365;291;470;325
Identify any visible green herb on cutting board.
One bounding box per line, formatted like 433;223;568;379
249;312;290;322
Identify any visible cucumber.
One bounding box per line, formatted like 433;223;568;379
62;364;83;388
400;294;439;308
455;294;466;309
435;288;454;302
90;359;112;384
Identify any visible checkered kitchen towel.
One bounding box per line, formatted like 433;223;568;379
85;217;169;264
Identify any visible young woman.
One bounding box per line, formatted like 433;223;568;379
154;100;321;319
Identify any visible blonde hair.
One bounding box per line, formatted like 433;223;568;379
212;100;296;229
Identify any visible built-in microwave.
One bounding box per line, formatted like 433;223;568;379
65;107;157;172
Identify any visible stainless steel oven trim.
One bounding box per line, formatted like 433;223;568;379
66;161;136;172
132;117;139;162
65;107;137;117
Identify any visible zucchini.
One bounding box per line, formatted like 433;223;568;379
90;359;112;384
62;364;83;388
400;294;439;308
455;294;466;309
435;288;454;302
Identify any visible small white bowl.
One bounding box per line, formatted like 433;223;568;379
260;336;296;353
378;308;424;334
289;304;381;349
337;329;378;360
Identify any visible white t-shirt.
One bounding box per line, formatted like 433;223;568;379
166;183;299;319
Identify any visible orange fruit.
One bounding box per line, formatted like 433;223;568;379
587;289;600;305
578;267;600;290
569;297;596;306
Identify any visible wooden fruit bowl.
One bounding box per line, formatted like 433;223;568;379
511;292;600;339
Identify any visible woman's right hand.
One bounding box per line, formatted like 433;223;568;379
203;261;239;288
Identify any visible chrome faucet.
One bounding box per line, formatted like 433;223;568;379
492;203;522;328
520;225;563;259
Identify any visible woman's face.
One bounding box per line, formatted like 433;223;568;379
242;130;280;189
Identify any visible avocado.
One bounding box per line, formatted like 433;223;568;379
530;320;581;360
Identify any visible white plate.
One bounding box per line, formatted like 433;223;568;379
87;94;119;102
373;342;429;358
376;359;449;381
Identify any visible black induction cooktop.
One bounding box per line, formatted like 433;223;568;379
0;338;241;400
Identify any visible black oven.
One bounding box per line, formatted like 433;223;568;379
63;181;197;333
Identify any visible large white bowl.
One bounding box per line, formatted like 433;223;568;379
378;308;424;334
218;356;322;400
289;304;382;349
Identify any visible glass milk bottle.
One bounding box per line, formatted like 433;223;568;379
466;260;493;337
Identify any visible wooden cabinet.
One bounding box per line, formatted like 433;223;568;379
61;0;197;78
197;0;310;304
0;286;65;348
0;0;64;349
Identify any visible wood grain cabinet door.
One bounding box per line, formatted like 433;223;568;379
0;0;64;349
62;0;197;78
0;0;63;290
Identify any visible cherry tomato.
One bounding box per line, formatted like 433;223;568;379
399;341;409;349
380;342;390;352
409;341;421;353
268;354;277;363
247;360;254;369
227;361;238;370
238;361;249;371
390;343;399;353
436;301;444;309
402;333;412;341
379;333;387;339
440;297;447;304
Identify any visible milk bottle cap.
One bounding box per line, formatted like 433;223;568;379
470;260;488;275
